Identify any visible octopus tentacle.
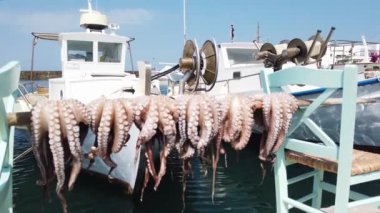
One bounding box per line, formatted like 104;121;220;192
154;96;177;189
262;94;271;129
181;141;195;159
47;101;67;213
269;93;298;158
119;98;135;147
154;136;167;190
145;141;158;182
140;167;150;202
187;95;200;148
232;96;254;150
60;101;82;191
259;94;273;161
66;99;90;126
266;94;283;161
197;95;214;150
222;96;232;142
137;97;159;145
136;97;160;185
97;100;117;174
84;98;106;167
209;96;221;138
176;95;190;154
224;96;244;143
111;100;129;153
157;96;176;152
87;98;105;133
31;102;49;186
133;96;151;129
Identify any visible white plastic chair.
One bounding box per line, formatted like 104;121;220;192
0;61;21;213
260;65;380;212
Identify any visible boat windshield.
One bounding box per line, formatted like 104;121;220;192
226;48;259;66
67;40;93;62
98;42;122;63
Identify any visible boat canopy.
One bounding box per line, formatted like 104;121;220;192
31;32;59;41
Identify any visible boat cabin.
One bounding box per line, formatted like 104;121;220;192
60;32;129;78
168;41;265;96
45;6;142;104
211;42;264;95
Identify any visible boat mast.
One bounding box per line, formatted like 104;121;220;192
87;0;93;12
183;0;186;44
362;35;370;63
256;22;260;43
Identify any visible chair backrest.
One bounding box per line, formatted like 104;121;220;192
259;65;358;161
0;61;20;140
0;61;20;213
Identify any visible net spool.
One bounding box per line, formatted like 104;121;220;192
287;38;308;64
260;43;276;54
260;43;288;55
307;35;326;60
179;40;200;87
199;40;218;88
178;39;219;92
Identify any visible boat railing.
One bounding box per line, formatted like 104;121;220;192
0;61;21;213
17;83;33;110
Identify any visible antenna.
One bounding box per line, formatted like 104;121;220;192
87;0;93;12
230;24;235;42
109;23;120;35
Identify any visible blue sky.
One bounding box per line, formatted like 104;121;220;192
1;0;379;71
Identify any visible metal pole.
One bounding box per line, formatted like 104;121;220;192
304;30;322;65
128;38;135;72
30;37;38;81
179;71;192;95
256;22;260;43
316;27;335;62
183;0;186;44
332;40;336;69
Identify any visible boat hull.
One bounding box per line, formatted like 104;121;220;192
81;125;141;191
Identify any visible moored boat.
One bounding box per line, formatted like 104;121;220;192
15;0;160;195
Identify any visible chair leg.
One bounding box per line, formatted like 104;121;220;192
334;170;351;212
311;170;323;209
274;149;289;213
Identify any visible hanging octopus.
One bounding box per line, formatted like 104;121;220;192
30;92;299;211
85;97;134;177
31;99;89;213
259;93;298;163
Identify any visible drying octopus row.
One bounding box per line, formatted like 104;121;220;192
30;92;298;213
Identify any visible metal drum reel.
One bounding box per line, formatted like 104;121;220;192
179;39;218;93
179;40;201;93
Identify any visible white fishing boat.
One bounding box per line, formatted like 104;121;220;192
15;0;163;194
166;28;336;96
166;40;265;96
159;28;380;150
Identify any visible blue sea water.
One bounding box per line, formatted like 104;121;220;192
13;129;277;213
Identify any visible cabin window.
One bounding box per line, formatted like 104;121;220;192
67;40;93;62
226;48;259;66
98;42;122;63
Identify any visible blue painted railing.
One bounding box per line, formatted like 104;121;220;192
0;61;21;213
